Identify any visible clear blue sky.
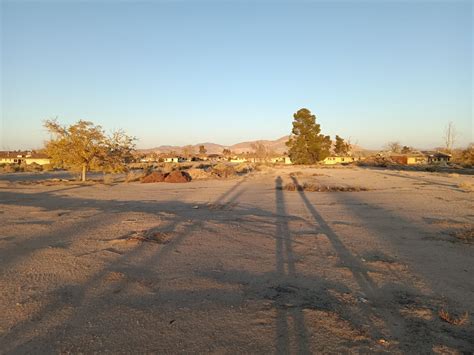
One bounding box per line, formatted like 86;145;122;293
1;0;472;150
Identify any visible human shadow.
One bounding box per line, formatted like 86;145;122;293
289;176;474;352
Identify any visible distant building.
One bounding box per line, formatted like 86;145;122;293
164;157;184;163
422;151;451;164
207;154;224;162
323;156;355;165
390;154;427;165
0;151;50;165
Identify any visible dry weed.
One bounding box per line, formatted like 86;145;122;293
438;309;469;326
451;228;474;243
125;170;143;183
458;181;474;192
279;182;367;192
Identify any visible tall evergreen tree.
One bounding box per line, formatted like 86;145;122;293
334;135;351;156
286;108;332;164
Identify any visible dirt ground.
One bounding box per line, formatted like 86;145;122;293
0;166;473;353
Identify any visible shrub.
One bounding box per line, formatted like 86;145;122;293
125;170;144;183
211;163;236;178
25;162;43;172
187;168;211;180
234;163;253;174
458;181;474;192
103;174;115;184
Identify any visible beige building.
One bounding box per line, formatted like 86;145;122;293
323;156;354;165
0;151;50;165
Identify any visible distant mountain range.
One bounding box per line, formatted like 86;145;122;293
138;135;367;155
138;136;291;155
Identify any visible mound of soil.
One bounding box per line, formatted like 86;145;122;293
164;170;191;183
141;171;166;183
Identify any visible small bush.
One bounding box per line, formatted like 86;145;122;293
438;309;469;326
211;163;236;178
2;164;20;173
187;168;211;180
234;163;253;174
279;182;367;192
458;181;474;192
24;162;43;172
125;170;144;183
103;174;115;184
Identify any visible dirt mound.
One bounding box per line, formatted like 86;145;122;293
141;171;166;183
164;170;191;183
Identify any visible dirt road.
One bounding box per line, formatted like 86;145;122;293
0;167;473;353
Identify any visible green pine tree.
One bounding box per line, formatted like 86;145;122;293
286;108;332;164
334;135;351;156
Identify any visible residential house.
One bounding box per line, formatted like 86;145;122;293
422;151;451;164
323;156;355;165
390;154;428;165
0;151;50;165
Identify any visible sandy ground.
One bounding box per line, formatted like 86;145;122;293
0;166;473;353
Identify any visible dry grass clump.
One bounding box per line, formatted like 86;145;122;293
211;163;237;178
187;168;212;180
125;170;144;183
279;182;368;192
103;174;115;184
451;228;474;243
458;181;474;192
438;309;469;326
119;230;171;244
234;163;253;174
289;171;304;177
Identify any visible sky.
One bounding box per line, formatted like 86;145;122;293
0;0;472;150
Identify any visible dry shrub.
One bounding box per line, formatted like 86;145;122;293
24;162;43;172
289;171;304;177
438;309;469;326
103;174;115;184
42;164;54;172
1;164;20;173
280;182;367;192
254;163;272;172
125;170;143;183
451;228;474;243
211;163;236;178
458;181;474;192
187;168;211;180
141;171;166;183
196;163;212;169
162;163;180;173
164;170;191;183
123;230;171;244
235;163;253;174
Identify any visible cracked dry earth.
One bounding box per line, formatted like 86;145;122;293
0;167;473;353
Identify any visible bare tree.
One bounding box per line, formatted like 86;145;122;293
386;141;402;153
444;122;457;152
182;145;195;159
